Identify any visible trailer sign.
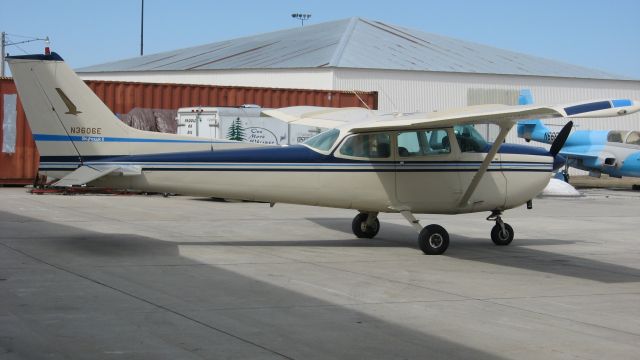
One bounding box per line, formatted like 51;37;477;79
176;106;325;145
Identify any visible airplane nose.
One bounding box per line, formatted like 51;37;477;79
552;153;566;171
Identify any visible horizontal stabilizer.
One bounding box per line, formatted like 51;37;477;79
53;165;141;187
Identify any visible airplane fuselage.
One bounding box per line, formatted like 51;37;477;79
40;139;554;215
562;130;640;178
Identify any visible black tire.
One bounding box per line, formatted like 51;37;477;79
491;223;514;246
352;213;380;239
418;224;449;255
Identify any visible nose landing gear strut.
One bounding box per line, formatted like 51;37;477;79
487;210;514;246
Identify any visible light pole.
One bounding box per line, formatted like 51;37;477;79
291;13;311;27
140;0;144;56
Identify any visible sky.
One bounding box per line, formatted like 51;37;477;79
2;0;639;79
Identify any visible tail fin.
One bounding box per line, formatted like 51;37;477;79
7;53;224;161
516;89;554;144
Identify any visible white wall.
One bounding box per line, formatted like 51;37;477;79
333;68;640;112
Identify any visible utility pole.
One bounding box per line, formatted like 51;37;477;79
140;0;144;56
1;32;6;77
1;33;50;77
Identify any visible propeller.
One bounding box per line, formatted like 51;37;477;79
549;121;573;156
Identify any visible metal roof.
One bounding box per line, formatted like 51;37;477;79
78;17;629;80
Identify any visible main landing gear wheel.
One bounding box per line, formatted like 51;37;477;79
418;224;449;255
352;213;380;239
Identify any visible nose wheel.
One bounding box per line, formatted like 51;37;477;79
487;210;514;246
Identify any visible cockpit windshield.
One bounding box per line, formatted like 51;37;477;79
607;130;628;143
303;128;340;152
625;131;640;145
453;125;488;152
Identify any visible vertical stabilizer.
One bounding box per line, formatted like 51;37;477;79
7;53;242;163
7;53;132;159
516;89;554;144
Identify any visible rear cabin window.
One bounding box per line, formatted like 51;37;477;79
339;133;391;158
397;129;451;157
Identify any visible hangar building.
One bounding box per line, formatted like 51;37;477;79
78;17;640;146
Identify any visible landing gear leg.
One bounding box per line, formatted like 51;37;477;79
562;161;570;182
487;210;514;246
400;211;450;255
352;212;380;238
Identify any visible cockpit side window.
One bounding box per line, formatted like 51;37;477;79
339;133;391;158
397;129;451;157
625;131;640;145
607;131;627;143
453;125;488;152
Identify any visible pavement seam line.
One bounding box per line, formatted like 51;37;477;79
0;241;295;360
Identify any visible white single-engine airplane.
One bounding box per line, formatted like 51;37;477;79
7;52;640;255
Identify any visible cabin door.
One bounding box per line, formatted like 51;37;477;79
395;128;462;212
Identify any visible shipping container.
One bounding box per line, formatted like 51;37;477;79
0;78;38;184
0;77;377;184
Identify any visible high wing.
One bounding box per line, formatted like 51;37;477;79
262;106;385;128
264;100;640;133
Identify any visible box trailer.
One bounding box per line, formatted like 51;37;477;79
176;106;323;145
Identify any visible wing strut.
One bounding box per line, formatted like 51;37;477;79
457;124;513;208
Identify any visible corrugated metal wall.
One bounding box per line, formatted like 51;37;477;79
86;79;376;114
0;78;377;184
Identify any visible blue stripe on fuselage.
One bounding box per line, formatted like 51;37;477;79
495;143;550;157
33;134;226;144
40;143;552;165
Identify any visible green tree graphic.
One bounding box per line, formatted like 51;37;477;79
226;118;245;141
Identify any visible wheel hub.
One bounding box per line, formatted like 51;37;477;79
428;233;443;248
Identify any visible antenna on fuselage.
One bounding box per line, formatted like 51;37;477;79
351;90;370;110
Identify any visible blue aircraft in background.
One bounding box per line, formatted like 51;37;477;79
517;89;640;182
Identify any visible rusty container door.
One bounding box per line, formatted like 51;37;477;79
0;78;38;184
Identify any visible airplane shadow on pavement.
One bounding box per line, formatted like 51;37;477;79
0;210;505;360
